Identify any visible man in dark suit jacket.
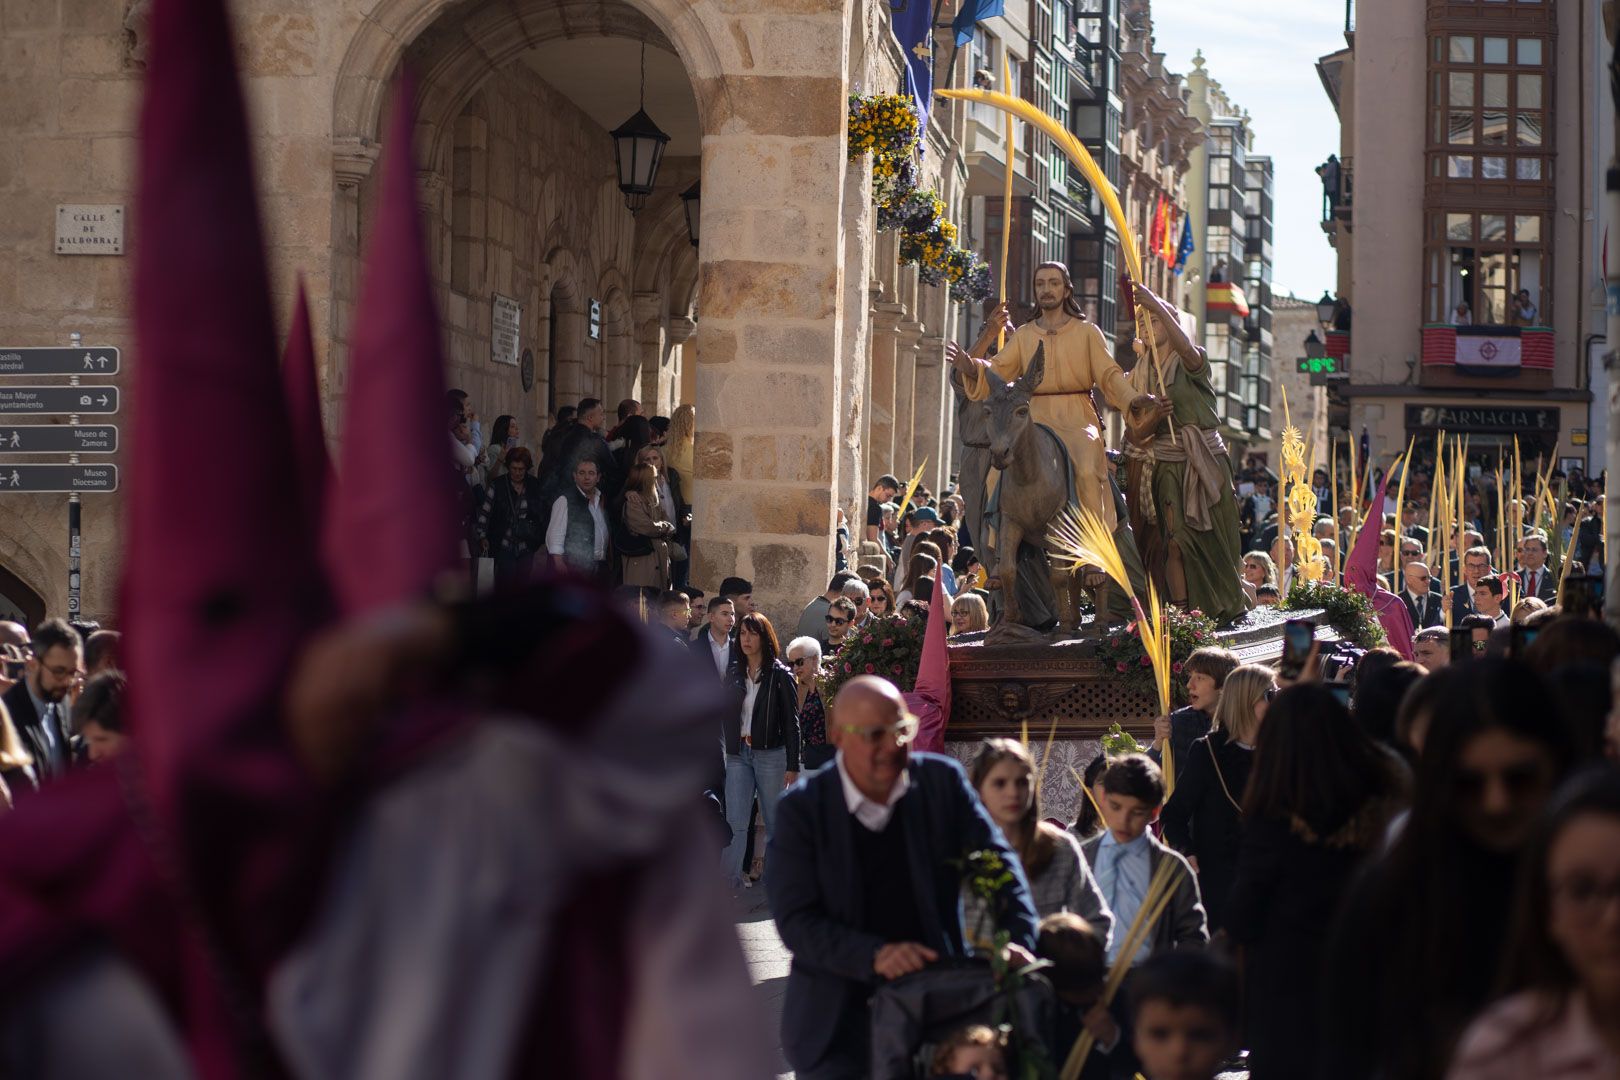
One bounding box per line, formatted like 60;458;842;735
2;619;83;789
1399;562;1446;629
687;595;739;680
1517;531;1559;604
1449;546;1494;626
768;677;1038;1079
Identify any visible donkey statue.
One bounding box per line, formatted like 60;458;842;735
977;342;1105;642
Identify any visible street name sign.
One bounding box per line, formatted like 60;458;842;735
0;347;119;376
0;425;118;454
0;386;118;414
0;465;118;493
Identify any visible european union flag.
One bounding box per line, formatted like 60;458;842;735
953;0;1005;46
1173;216;1195;275
890;0;934;131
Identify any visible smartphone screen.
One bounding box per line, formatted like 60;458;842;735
1326;683;1351;706
1280;619;1315;678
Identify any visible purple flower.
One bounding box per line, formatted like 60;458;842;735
1140;655;1152;667
864;663;875;673
891;664;902;674
1110;636;1122;647
1115;662;1128;673
1172;661;1185;673
843;662;853;673
863;634;875;645
882;638;894;647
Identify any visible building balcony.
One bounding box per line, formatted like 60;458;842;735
1418;323;1554;391
964;111;1037;199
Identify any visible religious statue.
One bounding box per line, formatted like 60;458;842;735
949;263;1152;636
1120;284;1250;626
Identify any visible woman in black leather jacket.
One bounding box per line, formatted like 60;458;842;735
720;612;800;891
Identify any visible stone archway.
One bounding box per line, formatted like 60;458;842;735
329;0;862;622
0;561;45;627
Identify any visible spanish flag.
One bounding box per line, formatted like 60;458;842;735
1206;281;1251;318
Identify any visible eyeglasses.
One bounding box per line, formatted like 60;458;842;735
826;616;851;627
835;718;919;746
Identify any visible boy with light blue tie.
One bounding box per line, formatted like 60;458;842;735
1081;754;1208;965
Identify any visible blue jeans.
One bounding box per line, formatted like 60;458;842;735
721;744;786;887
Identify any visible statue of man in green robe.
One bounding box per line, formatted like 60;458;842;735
1120;285;1251;626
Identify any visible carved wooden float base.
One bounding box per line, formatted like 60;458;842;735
944;607;1332;743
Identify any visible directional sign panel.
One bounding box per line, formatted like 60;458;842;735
0;347;119;376
0;425;118;454
0;465;118;493
0;386;118;414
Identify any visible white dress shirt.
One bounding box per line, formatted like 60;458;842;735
835;751;911;832
706;630;731;677
740;675;761;739
544;487;608;560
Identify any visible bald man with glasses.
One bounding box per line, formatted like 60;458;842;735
1400;561;1446;629
767;677;1038;1079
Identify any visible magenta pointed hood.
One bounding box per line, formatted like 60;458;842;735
324;80;459;614
121;0;332;1007
283;277;331;535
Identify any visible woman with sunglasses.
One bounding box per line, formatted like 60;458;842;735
785;637;832;772
1160;664;1274;933
1322;660;1582;1079
866;579;896;618
722;613;800;892
1448;768;1620;1078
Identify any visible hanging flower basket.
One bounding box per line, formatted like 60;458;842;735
880;187;945;234
847;93;920;162
947;248;993;302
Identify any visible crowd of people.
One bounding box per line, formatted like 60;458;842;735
0;618;123;805
449;389;697;591
755;595;1620;1079
1234;454;1606;617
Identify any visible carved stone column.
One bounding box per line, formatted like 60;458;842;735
867;301;904;478
893;319;924;478
914;333;947;494
633;290;665;411
665;314;696;414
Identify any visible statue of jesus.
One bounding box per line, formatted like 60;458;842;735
949;262;1156;533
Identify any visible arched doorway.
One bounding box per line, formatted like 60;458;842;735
0;563;44;628
329;0;861;621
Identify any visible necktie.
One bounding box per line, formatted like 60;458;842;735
1104;844;1148;962
1529;571;1538;596
40;703;63;776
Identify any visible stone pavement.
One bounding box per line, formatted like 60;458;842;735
733;886;795;1079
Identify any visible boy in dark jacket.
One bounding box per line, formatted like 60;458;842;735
1149;647;1239;784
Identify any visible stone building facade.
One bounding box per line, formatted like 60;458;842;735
0;0;990;627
